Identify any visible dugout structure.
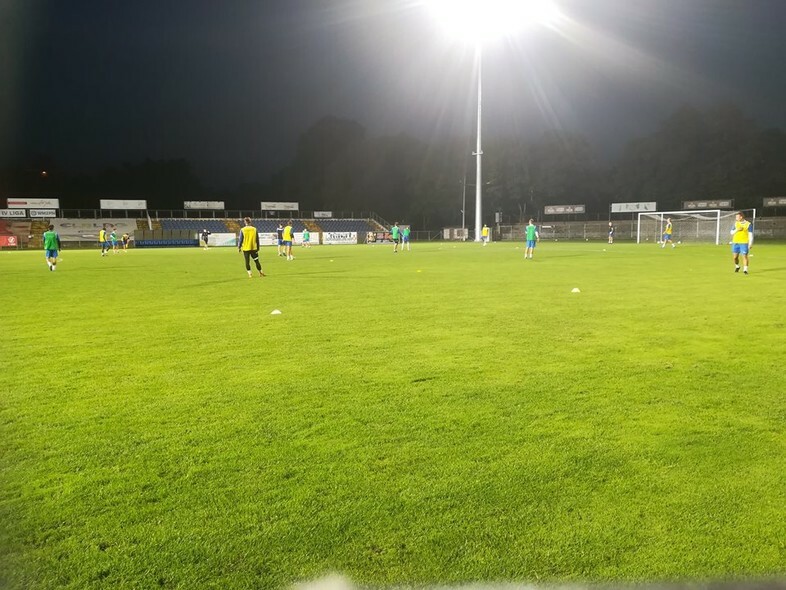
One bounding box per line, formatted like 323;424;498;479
636;209;756;245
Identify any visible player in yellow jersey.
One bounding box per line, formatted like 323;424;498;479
661;218;675;248
282;220;294;261
237;217;265;278
481;224;490;246
730;211;753;274
98;225;109;256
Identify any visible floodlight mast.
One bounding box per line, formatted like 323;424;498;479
424;0;561;241
473;44;483;242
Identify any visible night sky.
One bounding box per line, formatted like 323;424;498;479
2;0;785;188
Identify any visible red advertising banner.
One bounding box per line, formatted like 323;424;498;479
0;235;19;247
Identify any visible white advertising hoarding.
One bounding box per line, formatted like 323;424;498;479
100;199;147;210
242;232;321;246
544;204;586;215
259;232;278;246
611;202;657;213
293;232;318;245
764;197;786;207
0;209;27;218
323;231;357;245
313;211;333;218
29;209;57;218
261;201;299;211
6;197;60;209
206;233;237;247
683;199;733;209
184;201;225;210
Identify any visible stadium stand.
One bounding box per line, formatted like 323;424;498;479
160;219;230;232
225;219;241;235
248;219;307;233
0;220;32;247
315;219;378;233
52;219;138;242
29;220;49;248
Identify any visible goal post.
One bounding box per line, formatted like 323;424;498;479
636;209;756;245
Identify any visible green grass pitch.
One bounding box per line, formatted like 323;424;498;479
1;241;785;588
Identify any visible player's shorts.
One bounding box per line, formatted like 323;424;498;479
283;240;292;247
45;249;58;258
103;241;110;248
662;233;672;241
403;236;409;242
242;249;259;263
731;243;749;255
481;236;488;242
526;240;536;248
277;238;283;245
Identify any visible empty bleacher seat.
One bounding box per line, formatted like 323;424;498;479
317;219;376;233
160;219;230;232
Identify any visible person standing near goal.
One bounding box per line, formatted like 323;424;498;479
608;222;615;244
481;224;490;246
731;211;753;274
238;217;265;278
661;217;675;248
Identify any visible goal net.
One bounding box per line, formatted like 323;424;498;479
636;209;756;245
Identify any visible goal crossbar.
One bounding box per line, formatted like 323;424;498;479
636;209;756;245
637;210;723;245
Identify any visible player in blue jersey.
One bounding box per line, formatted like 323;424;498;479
276;223;284;257
110;228;119;254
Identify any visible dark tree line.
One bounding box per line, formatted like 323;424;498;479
3;104;785;226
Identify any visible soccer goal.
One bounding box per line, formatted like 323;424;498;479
636;209;756;245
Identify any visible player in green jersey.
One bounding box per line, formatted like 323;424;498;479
391;222;400;253
525;219;539;260
43;225;61;271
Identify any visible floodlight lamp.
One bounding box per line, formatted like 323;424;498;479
425;0;559;41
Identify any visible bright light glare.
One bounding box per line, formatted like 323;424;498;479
425;0;560;41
